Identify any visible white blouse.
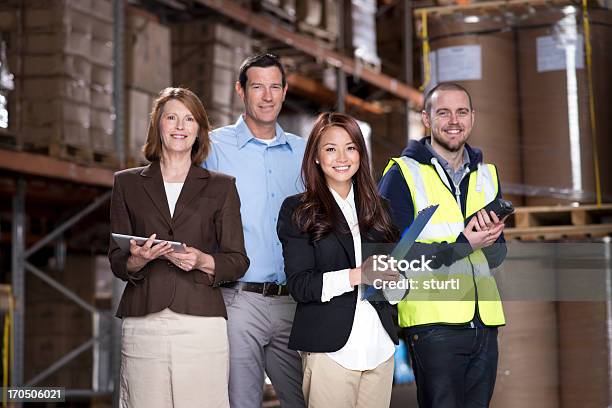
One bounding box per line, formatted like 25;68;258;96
163;182;184;217
320;185;396;371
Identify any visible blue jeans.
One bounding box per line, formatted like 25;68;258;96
408;326;499;408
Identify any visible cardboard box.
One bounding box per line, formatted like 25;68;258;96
25;4;92;34
90;37;113;67
90;126;114;153
125;11;171;94
92;17;113;42
22;77;90;104
89;0;112;22
21;98;90;127
20;98;90;148
20;53;92;80
174;43;247;78
24;0;94;16
125;88;152;165
25;31;92;58
173;27;251;114
90;108;115;154
90;108;113;132
91;63;112;88
0;8;18;31
207;107;235;129
21;122;90;148
176;66;242;112
91;84;112;109
296;0;339;41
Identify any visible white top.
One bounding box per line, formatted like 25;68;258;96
255;136;277;145
164;182;184;217
320;185;396;371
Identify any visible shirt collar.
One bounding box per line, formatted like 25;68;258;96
329;183;355;209
425;139;469;172
235;115;292;150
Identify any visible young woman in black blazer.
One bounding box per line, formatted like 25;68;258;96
277;112;400;408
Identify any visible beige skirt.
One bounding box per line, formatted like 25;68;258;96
120;308;229;408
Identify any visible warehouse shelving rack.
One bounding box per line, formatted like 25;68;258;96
1;151;119;403
1;0;125;405
2;0;423;406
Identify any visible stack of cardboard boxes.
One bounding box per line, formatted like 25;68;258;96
124;7;171;166
1;0;116;165
295;0;338;47
89;0;114;163
172;21;253;129
344;0;381;71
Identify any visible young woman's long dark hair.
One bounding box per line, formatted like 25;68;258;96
293;112;398;243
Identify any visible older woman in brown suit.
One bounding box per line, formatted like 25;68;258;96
109;87;249;408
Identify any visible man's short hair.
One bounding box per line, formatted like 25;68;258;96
424;83;473;116
238;53;286;89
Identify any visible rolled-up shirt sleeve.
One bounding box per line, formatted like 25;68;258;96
321;269;353;302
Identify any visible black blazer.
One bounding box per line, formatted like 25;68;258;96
277;193;399;352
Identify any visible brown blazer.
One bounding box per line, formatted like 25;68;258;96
108;161;249;318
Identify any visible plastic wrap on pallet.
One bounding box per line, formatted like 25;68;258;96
423;11;523;205
261;0;296;22
419;6;612;205
295;0;338;44
0;38;15;130
518;7;593;206
350;0;380;69
589;10;612;204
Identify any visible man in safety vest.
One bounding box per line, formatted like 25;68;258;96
379;83;508;407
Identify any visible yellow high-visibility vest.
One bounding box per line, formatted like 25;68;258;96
383;156;505;328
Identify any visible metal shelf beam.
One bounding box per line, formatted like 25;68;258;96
0;149;114;188
194;0;424;107
413;0;574;15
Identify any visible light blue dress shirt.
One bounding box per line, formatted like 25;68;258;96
204;115;306;284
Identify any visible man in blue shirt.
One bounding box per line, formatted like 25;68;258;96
204;53;306;408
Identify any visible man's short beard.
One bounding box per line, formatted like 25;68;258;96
432;132;465;153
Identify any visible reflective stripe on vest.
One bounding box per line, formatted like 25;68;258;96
383;156;506;327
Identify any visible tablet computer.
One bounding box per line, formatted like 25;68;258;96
111;233;187;254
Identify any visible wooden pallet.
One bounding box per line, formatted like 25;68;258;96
297;22;337;47
92;150;119;169
354;54;382;73
0;129;18;149
48;143;95;165
260;1;297;24
18;141;119;169
505;204;612;240
0;284;12;313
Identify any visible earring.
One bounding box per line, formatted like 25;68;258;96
315;160;320;164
